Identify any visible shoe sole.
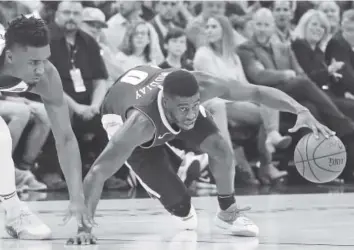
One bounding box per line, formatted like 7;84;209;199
5;226;52;240
214;217;258;237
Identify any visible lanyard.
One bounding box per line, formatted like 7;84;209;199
68;42;78;69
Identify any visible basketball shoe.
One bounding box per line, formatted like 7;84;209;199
214;204;259;237
171;204;198;230
4;202;52;239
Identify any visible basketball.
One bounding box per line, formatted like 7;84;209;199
294;133;347;183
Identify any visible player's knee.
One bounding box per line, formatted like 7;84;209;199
165;194;192;217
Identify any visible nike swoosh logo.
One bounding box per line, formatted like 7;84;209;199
198;177;211;183
158;132;172;139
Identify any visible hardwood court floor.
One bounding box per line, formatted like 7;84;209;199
1;193;354;250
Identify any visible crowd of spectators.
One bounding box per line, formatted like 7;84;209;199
2;1;354;196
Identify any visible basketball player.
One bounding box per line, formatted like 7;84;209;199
67;65;333;244
0;16;92;238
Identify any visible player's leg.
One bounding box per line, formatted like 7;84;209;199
126;145;197;230
177;110;259;236
0;116;51;239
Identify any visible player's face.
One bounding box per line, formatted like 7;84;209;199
166;36;187;57
7;45;50;84
206;18;223;43
166;93;200;131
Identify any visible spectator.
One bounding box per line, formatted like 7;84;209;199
292;9;354;129
105;1;162;56
150;1;182;56
271;0;294;45
318;1;340;50
230;15;254;40
186;1;247;50
194;15;288;185
238;8;354;181
159;27;193;70
117;21;164;71
81;7;125;81
81;1;118;21
47;1;108;188
325;9;354;97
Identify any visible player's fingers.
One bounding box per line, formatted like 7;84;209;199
74;236;82;245
318;124;329;139
82;213;93;228
75;213;83;228
311;124;320;139
90;235;97;245
79;234;87;245
92;218;98;227
326;126;336;136
60;212;72;226
66;238;74;245
288;124;300;133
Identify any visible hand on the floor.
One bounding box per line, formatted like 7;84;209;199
289;110;335;139
66;231;97;245
62;200;94;229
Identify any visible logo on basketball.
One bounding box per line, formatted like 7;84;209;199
329;157;344;167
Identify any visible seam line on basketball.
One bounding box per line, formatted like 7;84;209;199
305;133;321;182
312;136;329;159
294;151;347;163
312;159;344;173
295;147;305;176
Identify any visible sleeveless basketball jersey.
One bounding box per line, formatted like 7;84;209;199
101;65;181;148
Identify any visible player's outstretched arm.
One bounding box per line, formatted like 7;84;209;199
38;63;93;228
79;110;155;231
192;71;334;138
67;110;155;244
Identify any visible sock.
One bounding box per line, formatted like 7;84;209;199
218;194;235;211
0;192;21;211
0;117;21;212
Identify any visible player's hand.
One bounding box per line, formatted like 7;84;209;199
288;109;335;139
76;104;95;120
283;70;296;79
66;228;97;245
62;200;94;229
328;58;344;74
89;105;100;116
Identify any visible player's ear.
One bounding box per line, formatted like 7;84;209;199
5;49;13;63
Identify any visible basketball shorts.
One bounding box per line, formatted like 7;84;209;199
101;109;219;209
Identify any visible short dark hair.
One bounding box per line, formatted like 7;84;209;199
163;70;199;97
164;27;186;44
5;15;49;49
